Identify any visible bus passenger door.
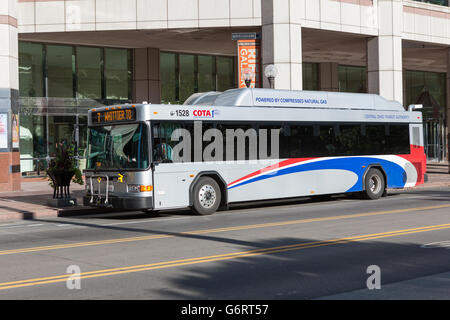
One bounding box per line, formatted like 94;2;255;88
151;122;190;210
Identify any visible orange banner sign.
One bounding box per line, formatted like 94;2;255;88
238;40;261;88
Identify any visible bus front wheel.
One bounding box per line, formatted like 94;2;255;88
363;168;385;200
192;177;221;215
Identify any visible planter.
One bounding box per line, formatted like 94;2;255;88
47;169;76;199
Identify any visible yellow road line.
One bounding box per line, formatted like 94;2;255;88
0;222;449;291
1;203;450;256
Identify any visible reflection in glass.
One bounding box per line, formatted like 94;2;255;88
412;0;448;6
19;42;44;97
338;65;367;93
216;56;235;92
179;54;196;103
77;46;102;99
160;52;178;104
48;115;76;156
405;70;446;119
198;55;216;92
302;63;319;91
19;115;47;174
87;124;149;170
105;48;130;100
47;45;74;98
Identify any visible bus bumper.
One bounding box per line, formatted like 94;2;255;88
83;195;153;210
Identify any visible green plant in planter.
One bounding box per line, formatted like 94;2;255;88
46;141;84;199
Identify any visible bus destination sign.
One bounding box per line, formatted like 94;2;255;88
92;108;136;124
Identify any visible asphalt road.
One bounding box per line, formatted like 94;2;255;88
0;187;449;300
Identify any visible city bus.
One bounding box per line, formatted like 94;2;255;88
83;88;426;215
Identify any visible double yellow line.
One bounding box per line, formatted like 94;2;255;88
0;222;449;291
1;203;450;256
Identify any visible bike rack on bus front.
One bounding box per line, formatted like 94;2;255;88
89;175;111;206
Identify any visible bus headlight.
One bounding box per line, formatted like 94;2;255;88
140;185;153;192
127;185;153;192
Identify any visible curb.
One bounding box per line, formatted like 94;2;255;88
57;207;128;217
0;206;122;222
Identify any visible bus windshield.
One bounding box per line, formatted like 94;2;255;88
86;123;149;170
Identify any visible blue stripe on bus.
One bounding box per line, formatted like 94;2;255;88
228;157;407;191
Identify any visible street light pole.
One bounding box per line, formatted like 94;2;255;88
264;64;278;89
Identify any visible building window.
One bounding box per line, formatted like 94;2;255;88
47;44;75;98
77;46;102;99
160;52;178;104
19;115;47;174
198;55;216;92
338;65;367;93
179;54;197;103
405;70;446;118
18;41;132;176
105;48;131;100
216;56;235;92
413;0;448;6
19;42;44;97
160;52;236;104
302;63;319;91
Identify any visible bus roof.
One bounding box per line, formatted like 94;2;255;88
185;88;405;112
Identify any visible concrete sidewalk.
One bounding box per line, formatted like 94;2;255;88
0;179;92;221
0;165;449;222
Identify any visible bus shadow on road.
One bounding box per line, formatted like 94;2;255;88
152;236;450;300
53;188;450;222
59;193;361;221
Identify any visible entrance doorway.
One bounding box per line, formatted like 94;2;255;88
424;119;446;162
413;87;447;163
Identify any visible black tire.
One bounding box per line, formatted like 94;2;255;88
191;177;221;215
363;168;385;200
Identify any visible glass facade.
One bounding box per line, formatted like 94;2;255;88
338;65;367;93
77;46;102;99
18;42;44;97
412;0;448;6
160;52;236;104
105;48;132;100
405;70;447;161
160;52;178;104
302;63;319;91
18;41;132;176
47;45;74;98
179;54;197;103
405;70;446;117
198;55;216;92
216;56;235;92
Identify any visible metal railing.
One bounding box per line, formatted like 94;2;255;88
20;157;87;177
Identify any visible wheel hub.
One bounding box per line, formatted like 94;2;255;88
199;184;216;208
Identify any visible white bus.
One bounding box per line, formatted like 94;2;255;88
84;88;426;215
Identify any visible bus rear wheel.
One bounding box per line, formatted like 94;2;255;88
192;177;221;215
363;168;385;200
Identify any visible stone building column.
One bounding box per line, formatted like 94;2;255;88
133;48;161;104
262;0;303;90
0;0;20;191
367;0;403;104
